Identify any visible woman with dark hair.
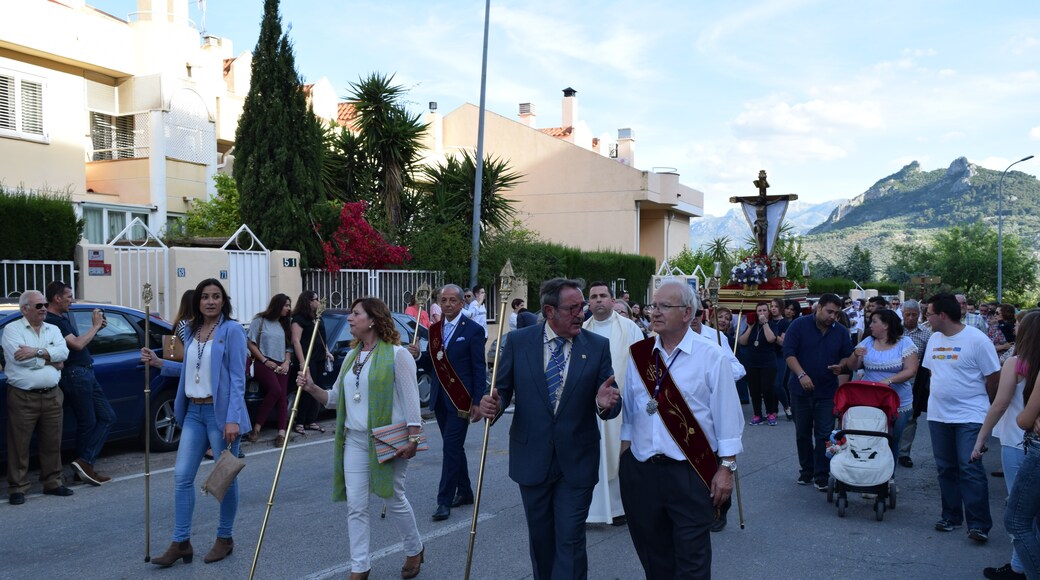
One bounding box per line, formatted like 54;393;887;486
740;302;780;425
298;297;424;580
246;293;293;447
141;278;249;567
843;308;919;464
173;289;195;343
291;290;333;435
973;310;1039;579
770;297;794;421
1008;323;1040;579
987;308;1013;362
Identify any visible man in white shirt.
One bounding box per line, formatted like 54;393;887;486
619;279;744;578
3;290;72;505
922;293;1001;544
464;286;488;337
691;310;747;382
582;281;644;526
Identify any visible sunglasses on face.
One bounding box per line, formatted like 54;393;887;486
30;303;48;310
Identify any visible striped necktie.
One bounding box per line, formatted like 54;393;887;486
546;337;567;410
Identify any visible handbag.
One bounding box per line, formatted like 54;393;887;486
201;442;245;501
371;422;428;464
162;334;184;362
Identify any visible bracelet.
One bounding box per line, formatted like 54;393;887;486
797;372;807;380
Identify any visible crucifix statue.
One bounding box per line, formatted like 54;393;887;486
729;170;798;257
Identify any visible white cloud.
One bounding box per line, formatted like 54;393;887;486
1006;35;1040;56
1030;127;1040;140
941;131;965;142
901;48;937;58
731;96;884;138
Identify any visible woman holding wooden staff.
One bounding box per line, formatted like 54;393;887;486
140;278;250;567
297;297;425;580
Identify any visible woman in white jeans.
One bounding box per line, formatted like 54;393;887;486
299;297;424;580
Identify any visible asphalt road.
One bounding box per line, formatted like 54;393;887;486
0;405;1013;580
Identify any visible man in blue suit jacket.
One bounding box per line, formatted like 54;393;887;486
410;284;487;521
481;278;621;580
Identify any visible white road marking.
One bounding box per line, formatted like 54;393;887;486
302;513;495;579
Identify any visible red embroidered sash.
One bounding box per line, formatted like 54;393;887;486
429;320;472;418
630;338;718;488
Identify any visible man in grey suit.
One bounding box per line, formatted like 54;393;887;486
480;278;621;580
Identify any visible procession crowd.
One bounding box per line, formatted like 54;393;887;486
5;275;1040;579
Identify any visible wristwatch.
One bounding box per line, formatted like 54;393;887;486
35;348;45;358
408;435;422;445
720;459;738;473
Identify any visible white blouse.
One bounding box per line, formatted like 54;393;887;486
184;336;216;398
324;345;422;430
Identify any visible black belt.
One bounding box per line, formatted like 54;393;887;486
646;454;683;465
25;386;58;394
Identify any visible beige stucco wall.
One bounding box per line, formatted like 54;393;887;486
0;52;88;194
86;158;150;203
165;159;208;212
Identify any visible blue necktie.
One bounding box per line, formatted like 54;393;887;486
546;337;566;410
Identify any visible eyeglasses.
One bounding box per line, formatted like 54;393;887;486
647;303;685;311
30;303;48;310
555;303;584;315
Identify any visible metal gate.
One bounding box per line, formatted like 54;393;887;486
1;260;76;299
303;269;444;312
108;218;170;319
222;225;270;321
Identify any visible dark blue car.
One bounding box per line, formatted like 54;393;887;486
0;302;181;462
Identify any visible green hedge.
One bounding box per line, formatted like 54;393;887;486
808;277;901;296
0;186;83;260
480;240;657;306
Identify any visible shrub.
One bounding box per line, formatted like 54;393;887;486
0;184;83;260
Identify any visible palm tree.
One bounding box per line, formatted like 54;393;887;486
348;73;426;239
415;150;522;239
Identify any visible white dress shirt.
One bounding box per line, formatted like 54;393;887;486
621;327;744;459
543;324;573;414
2;320;69;390
697;323;747;381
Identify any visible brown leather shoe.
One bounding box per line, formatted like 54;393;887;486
246;428;260;443
401;545;424;579
203;537;234;564
152;540;193;567
71;459;103;486
348;571;370;580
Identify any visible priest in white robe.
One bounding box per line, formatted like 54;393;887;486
583;282;645;525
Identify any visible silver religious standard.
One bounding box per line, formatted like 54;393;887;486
646;399;659;415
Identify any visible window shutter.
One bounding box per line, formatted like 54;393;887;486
91;111;114;160
0;75;14;131
115;114;135;158
20;80;44;135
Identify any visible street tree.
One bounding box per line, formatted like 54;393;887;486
234;0;325;265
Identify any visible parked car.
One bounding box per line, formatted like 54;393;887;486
0;302;180;462
322;309;432;406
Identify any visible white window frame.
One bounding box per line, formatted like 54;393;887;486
0;68;48;144
80;203;152;244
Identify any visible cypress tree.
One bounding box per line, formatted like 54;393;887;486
235;0;325;265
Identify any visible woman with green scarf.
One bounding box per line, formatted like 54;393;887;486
298;297;425;580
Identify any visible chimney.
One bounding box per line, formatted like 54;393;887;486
617;128;635;167
562;87;578;128
424;103;443;154
518;102;537;128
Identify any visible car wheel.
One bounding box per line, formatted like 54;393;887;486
148;387;181;452
417;372;432;407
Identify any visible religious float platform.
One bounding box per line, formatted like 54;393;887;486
716;282;808;311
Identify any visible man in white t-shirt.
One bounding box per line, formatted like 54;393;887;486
922;293;1001;544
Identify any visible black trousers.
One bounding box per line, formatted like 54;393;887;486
746;366;777;416
619;449;714;580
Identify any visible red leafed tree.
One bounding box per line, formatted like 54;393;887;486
322;201;411;271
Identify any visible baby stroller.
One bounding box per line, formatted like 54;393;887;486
826;381;901;521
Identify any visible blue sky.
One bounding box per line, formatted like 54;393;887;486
93;0;1040;216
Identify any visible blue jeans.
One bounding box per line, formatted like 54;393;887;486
928;421;991;532
1001;445;1035;575
61;366;115;464
792;394;834;484
889;406;912;476
1006;436;1040;578
173;402;240;542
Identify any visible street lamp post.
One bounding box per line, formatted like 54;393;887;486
997;155;1034;303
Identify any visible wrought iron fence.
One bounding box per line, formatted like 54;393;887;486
1;260;76;300
302;269;445;313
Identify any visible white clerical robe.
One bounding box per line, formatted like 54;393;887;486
583;312;644;523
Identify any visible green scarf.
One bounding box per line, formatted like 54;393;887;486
333;340;396;501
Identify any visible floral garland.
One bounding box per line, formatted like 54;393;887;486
730;257;770;285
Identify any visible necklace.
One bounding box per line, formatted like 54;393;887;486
648;350;681;415
352;345;375;402
754;324;763;347
194;320;219;384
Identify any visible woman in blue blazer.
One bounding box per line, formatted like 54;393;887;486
141;278;250;567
